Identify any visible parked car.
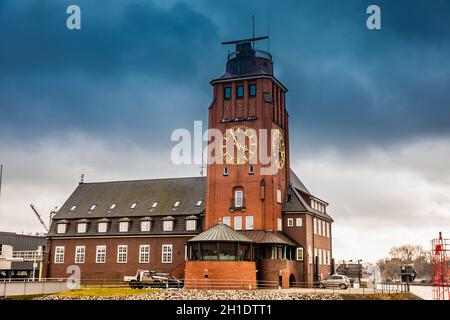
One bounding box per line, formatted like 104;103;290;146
124;270;183;289
319;274;351;289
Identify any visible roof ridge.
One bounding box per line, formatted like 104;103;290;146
80;176;206;185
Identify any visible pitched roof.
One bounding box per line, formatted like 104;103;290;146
53;177;206;220
290;169;311;195
187;223;254;243
241;231;300;247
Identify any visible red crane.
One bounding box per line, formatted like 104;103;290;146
431;232;450;300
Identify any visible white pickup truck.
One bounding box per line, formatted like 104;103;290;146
124;270;183;289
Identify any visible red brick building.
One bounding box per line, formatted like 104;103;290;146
45;38;334;287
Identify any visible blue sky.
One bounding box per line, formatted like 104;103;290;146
0;0;450;261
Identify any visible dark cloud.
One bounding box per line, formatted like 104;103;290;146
0;0;449;150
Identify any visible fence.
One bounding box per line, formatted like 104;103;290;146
1;278;79;298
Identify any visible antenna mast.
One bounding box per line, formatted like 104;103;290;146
252;14;255;49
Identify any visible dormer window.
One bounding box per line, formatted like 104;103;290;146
173;201;180;208
195;200;203;207
89;204;97;212
110;203;117;210
185;216;198;231
119;221;129;233
151;202;158;208
162;217;175;231
70;205;78;212
130;202;138;209
77;223;87;233
57;223;67;234
140;218;152;232
97;222;108;233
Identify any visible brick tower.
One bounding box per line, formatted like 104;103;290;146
205;36;290;233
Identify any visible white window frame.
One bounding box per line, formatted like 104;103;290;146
141;220;151;232
277;189;282;204
110;203;117;210
277;218;282;231
57;224;67;234
97;222;108;233
151;202;158;208
296;248;304;261
327;250;331;266
75;246;85;264
162;244;173;264
139;245;150;264
318;249;322;265
308;246;312;264
326;223;330;238
249;166;254;175
77;223;87;234
54;246;65;264
186;219;197;231
70;205;77;212
89;204;97;211
296;217;302;227
234;216;242;230
234;190;243;208
287;218;294;227
318;219;322;236
223;216;231;226
119;221;129;233
173;201;180;208
314;248;318;262
245;216;254;230
223;167;229;176
96;245;106;264
163;220;174;232
313;218;317;234
117;245;128;263
195;200;203;207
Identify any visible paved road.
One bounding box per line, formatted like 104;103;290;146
409;285;433;300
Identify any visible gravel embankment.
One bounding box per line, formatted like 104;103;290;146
35;289;343;300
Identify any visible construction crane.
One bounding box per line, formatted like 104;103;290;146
30;204;49;233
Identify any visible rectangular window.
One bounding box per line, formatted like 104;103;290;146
89;204;97;211
139;245;150;263
224;87;232;100
77;223;87;234
249;84;257;97
318;249;322;265
234;216;242;230
235;190;243;208
163;220;174;231
327;251;331;266
237;85;244;98
186;220;197;231
110;203;117;210
195;200;203;207
70;205;77;212
162;244;173;264
54;246;64;264
287;218;294;227
223;216;231;226
119;222;129;233
75;246;85;264
173;201;180;208
245;216;254;230
313;218;317;234
276;189;282;204
322;221;326;236
277;218;283;231
296;218;303;227
57;224;67;234
318;219;322;236
223;167;229;176
151;202;158;208
308;246;312;264
96;245;106;263
326;223;330;238
249;166;254;175
141;221;151;232
98;222;108;233
130;202;138;209
117;245;128;263
296;248;304;261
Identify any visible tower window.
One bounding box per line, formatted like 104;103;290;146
234;190;244;208
249;166;254;175
224;87;232;100
223;167;229;176
237;85;244;99
249;84;257;97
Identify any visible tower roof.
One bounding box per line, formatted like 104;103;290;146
187;223;254;243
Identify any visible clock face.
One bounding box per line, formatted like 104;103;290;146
272;129;286;170
222;126;257;166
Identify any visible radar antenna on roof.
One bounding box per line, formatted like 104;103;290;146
221;15;269;48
